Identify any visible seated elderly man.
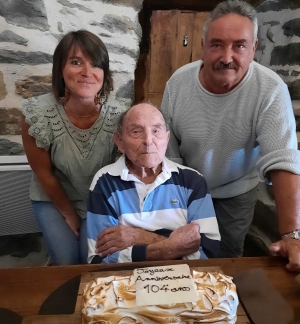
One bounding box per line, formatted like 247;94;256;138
86;103;220;264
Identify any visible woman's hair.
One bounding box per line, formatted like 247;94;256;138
202;0;258;44
52;29;113;103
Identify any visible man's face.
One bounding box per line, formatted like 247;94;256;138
114;104;170;169
201;13;258;94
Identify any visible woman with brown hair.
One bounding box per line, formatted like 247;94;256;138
22;30;122;265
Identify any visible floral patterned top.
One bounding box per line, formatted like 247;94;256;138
22;93;125;218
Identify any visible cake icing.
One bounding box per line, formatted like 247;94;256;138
82;271;239;323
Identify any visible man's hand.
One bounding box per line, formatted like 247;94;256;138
96;224;166;257
269;239;300;272
167;223;201;258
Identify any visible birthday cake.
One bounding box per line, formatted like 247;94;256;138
82;266;239;324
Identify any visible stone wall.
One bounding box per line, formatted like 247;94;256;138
255;0;300;132
0;0;142;153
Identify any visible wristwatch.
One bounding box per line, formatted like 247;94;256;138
281;230;300;240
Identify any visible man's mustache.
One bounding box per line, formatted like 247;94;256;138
213;62;238;71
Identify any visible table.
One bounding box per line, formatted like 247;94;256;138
0;257;299;319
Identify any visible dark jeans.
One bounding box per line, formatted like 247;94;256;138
212;186;258;258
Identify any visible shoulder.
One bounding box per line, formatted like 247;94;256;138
166;158;206;187
22;93;59;119
251;61;286;88
89;159;122;191
105;96;129;116
22;93;57;111
22;93;58;149
168;60;201;84
101;96;129;132
168;158;203;177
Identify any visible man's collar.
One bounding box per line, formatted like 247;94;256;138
107;154;179;179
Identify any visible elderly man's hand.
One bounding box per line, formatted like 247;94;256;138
269;239;300;272
168;223;201;256
96;224;166;257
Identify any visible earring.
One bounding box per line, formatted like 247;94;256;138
95;89;107;108
59;88;70;104
95;91;101;108
100;93;107;105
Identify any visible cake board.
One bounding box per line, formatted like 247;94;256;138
22;266;249;323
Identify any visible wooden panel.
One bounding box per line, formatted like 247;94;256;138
134;53;149;103
148;92;164;107
148;10;179;93
22;315;79;323
176;12;195;70
191;12;210;62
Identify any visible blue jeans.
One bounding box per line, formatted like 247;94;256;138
31;201;88;265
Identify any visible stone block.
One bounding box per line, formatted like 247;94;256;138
270;43;300;66
256;0;300;12
0;71;7;100
282;18;300;37
0;138;24;155
287;80;300;100
0;30;28;46
57;0;93;13
0;108;22;135
0;0;49;31
0;50;52;65
15;75;52;99
98;0;143;11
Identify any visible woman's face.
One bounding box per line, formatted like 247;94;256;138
62;46;104;102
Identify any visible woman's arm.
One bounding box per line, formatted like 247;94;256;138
22;116;81;237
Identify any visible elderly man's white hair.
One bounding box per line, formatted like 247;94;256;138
202;0;258;44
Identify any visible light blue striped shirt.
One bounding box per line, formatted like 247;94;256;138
87;155;220;263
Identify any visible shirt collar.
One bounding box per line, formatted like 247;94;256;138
107;154;179;181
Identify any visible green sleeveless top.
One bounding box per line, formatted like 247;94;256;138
22;93;125;218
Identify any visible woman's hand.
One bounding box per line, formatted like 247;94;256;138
65;214;81;238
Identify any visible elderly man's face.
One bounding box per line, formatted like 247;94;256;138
201;13;258;93
115;104;170;169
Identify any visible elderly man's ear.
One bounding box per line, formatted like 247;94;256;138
113;131;125;153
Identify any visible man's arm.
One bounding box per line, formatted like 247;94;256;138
91;223;199;263
87;187;166;264
268;170;300;272
254;82;300;271
145;223;200;260
95;225;167;257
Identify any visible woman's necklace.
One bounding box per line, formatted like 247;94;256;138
63;104;101;118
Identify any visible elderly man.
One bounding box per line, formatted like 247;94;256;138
161;0;300;270
86;103;220;264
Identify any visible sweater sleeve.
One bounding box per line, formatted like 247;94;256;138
256;83;300;181
184;174;220;259
161;83;184;165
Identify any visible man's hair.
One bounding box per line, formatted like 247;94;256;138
52;29;113;102
202;0;258;44
116;102;170;134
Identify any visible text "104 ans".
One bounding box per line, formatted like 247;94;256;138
143;284;191;293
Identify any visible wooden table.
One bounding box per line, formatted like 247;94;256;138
0;257;299;321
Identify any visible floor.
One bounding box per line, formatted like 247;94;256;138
0;233;49;268
0;232;267;269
